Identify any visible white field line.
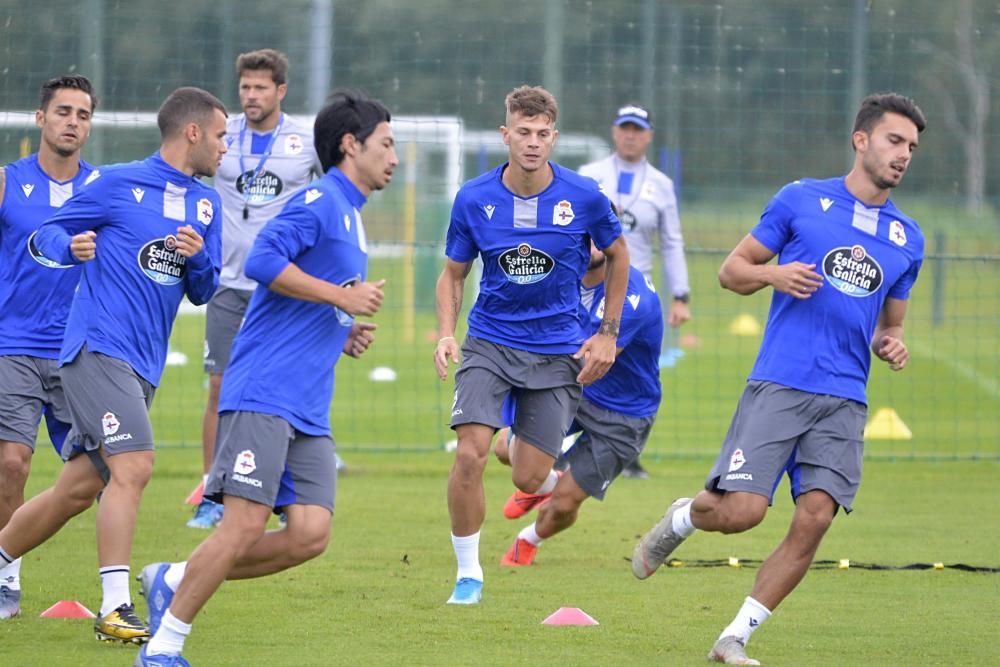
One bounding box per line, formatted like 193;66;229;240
910;338;1000;400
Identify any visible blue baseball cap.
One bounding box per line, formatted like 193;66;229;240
614;104;653;130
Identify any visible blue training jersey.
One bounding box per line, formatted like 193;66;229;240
580;266;663;417
748;176;924;404
0;154;95;358
446;162;622;354
34;152;221;386
219;167;369;436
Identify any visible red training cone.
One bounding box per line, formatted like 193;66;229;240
40;600;96;618
541;607;599;626
185;480;204;505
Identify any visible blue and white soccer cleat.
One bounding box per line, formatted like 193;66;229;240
134;644;190;666
186;498;224;529
0;584;21;619
446;577;483;605
137;562;174;635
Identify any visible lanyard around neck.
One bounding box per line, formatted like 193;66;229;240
238;112;284;204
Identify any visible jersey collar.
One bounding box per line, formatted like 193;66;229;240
327;166;367;209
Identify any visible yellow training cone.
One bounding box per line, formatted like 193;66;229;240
863;407;913;440
729;314;762;336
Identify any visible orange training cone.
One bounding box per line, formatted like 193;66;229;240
40;600;96;618
185;480;205;505
541;607;599;626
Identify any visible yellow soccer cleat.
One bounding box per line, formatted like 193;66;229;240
94;602;150;644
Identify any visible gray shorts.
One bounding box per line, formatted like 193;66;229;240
204;287;253;373
206;411;337;512
705;380;866;512
0;355;71;451
563;397;655;501
451;336;583;458
59;347;156;460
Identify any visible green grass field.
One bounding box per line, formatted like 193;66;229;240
2;450;998;666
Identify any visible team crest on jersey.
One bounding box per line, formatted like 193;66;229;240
26;231;74;269
197;198;214;225
889;220;907;247
102;412;120;436
499;243;555;285
553;200;575;226
137;235;187;285
234;449;257;475
236;170;283;203
822;244;884;298
284;134;304;155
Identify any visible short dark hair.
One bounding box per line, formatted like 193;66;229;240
156;87;227;139
505;85;558;125
853;93;927;139
236;49;289;86
39;75;97;112
314;90;391;172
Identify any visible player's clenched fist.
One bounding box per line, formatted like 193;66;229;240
174;224;204;257
69;230;97;261
339;278;385;317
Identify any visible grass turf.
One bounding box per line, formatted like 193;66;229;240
2;449;998;666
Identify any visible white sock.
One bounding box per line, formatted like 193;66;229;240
451;532;483;582
0;557;21;590
672;501;696;537
164;562;187;591
147;609;191;656
518;523;544;547
719;596;772;645
535;469;558;495
0;545;15;566
99;565;131;616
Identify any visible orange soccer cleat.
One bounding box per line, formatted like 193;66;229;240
500;538;538;566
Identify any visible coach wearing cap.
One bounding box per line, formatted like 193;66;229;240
579;104;692;478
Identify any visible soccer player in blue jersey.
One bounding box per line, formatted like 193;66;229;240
632;93;927;666
434;85;630;605
0;74;97;620
0;86;227;645
134;90;395;667
190;48;326;530
494;242;663;566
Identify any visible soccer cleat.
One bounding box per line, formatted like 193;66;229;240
500;538;538;566
446;577;483;605
0;585;21;619
186;497;224;529
94;602;150;644
137;562;173;635
502;472;560;519
134;644;191;667
708;636;761;665
631;497;693;579
621;459;650;480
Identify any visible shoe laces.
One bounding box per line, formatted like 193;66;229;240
111;603;144;626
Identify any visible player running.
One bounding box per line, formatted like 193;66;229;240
631;93;926;665
0;74;97;620
0;87;225;645
434;85;629;605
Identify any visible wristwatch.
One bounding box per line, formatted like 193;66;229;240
673;293;690;304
